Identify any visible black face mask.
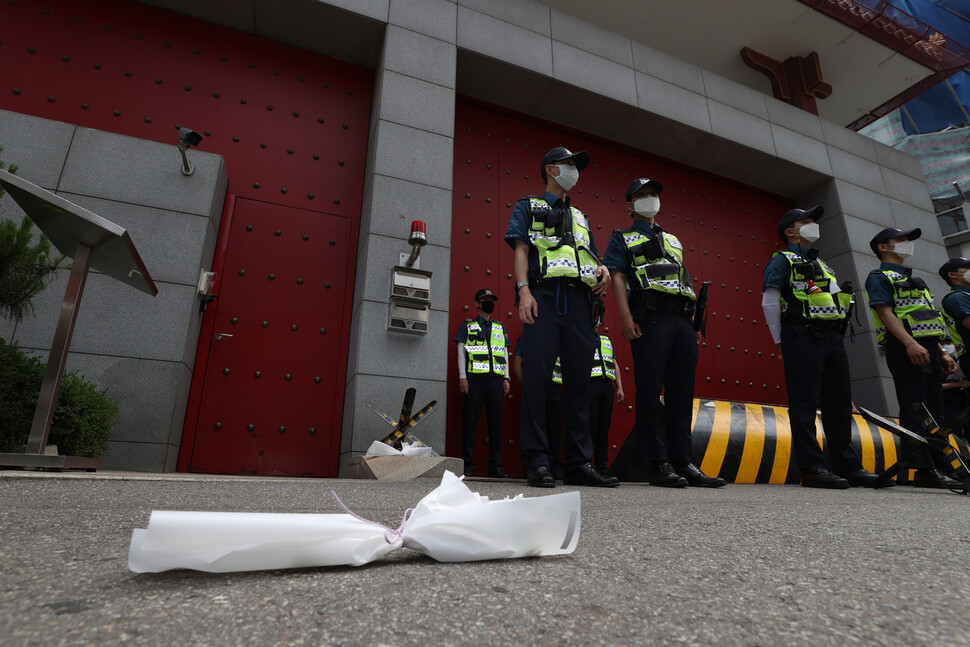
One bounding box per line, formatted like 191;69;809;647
480;301;495;314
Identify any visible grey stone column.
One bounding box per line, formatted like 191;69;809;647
339;2;458;473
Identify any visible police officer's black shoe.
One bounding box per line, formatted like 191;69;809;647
489;470;509;479
563;462;620;488
836;468;887;488
646;461;688;488
673;462;727;488
800;466;849;489
526;465;555;488
913;468;962;489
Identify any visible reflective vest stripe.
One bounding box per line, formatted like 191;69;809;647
944;290;968;358
620;229;695;300
591;334;616;380
774;250;850;321
869;269;946;345
552;358;562;385
526;197;599;288
464;321;508;375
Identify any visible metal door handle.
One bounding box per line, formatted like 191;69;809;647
215;333;234;340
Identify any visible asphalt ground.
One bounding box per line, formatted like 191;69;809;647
1;470;969;647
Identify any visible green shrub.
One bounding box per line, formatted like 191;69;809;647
0;339;117;457
0;146;63;325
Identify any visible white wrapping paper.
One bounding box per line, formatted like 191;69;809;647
128;471;581;573
364;440;438;457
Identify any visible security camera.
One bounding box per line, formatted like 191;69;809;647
178;127;203;147
176;126;204;176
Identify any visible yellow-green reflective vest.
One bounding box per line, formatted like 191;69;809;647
943;290;968;358
464;320;508;375
552;357;562;385
619;228;695;301
774;250;851;322
869;269;946;345
526;197;599;288
591;334;616;380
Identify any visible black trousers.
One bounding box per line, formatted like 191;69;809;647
589;377;615;471
461;373;505;474
943;382;970;440
885;336;944;469
780;323;861;472
546;382;564;474
629;310;696;464
519;284;595;470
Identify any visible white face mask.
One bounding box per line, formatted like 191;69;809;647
633;196;660;219
892;240;914;259
553;164;579;191
962;269;970;282
798;222;820;244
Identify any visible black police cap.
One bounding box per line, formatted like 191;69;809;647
869;227;921;255
625;178;664;201
938;257;970;284
474;288;497;302
776;205;823;242
540;146;590;181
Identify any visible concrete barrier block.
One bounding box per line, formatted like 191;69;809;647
346;455;464;481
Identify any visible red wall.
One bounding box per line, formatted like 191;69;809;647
1;0;373;476
0;0;371;217
448;102;792;476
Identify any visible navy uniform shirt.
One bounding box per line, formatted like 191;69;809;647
865;262;911;308
942;284;970;325
762;244;822;291
504;190;601;276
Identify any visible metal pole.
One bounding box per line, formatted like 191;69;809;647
26;242;94;454
944;79;970;127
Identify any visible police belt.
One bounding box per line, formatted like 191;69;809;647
782;317;843;331
529;276;590;294
629;289;692;317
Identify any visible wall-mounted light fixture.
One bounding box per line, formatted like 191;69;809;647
389;220;432;335
404;220;426;267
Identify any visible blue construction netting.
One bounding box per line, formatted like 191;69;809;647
888;0;970;133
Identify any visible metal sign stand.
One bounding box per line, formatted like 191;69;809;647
0;170;157;470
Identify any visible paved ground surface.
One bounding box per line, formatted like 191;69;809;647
2;470;969;647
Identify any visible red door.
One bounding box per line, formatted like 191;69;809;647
184;199;352;476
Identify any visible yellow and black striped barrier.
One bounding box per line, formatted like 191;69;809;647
611;399;909;484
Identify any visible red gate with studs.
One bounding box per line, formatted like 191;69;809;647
0;0;372;476
186;199;353;476
448;102;792;477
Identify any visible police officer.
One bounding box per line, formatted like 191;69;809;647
939;257;970;379
762;206;877;488
505;146;618;489
866;227;959;488
589;308;624;473
454;288;510;478
604;177;725;488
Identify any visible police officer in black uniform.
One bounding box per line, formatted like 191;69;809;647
505;146;618;489
454;288;510;478
604;178;725;488
762;207;879;489
866;228;960;488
